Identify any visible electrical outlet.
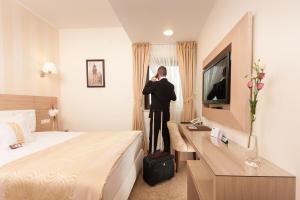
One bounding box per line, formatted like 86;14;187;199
41;118;50;124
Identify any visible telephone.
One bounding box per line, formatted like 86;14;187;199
210;127;221;138
190;117;202;126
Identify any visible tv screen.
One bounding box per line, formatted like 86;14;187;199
203;53;231;105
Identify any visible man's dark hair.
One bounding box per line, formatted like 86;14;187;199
222;67;226;77
158;66;167;76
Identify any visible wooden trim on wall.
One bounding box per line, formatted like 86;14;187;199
0;94;58;131
202;12;253;133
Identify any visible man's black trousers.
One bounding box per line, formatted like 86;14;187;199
148;117;170;154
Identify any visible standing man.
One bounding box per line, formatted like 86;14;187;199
143;66;176;154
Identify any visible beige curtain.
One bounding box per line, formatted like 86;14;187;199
132;43;150;133
176;41;197;121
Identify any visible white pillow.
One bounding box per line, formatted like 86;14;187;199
0;115;33;143
0;122;19;150
0;110;36;132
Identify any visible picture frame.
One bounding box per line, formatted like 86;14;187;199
86;59;105;88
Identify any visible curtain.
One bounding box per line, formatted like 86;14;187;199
149;44;177;67
132;43;150;132
176;41;197;121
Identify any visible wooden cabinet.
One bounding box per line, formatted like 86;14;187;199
187;165;201;200
179;124;296;200
187;160;295;200
187;160;213;200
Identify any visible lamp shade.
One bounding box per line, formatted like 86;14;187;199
42;62;57;74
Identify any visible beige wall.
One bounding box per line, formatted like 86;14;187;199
196;0;300;198
0;1;133;132
0;0;59;96
59;28;133;131
0;0;3;91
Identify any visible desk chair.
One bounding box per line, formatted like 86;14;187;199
167;121;196;172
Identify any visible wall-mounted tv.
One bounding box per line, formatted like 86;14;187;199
203;47;231;105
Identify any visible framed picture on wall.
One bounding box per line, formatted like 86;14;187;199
86;59;105;88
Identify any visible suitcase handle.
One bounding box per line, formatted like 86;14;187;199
151;110;163;154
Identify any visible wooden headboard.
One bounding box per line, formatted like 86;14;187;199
0;94;58;131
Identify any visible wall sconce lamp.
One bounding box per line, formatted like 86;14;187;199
40;62;57;77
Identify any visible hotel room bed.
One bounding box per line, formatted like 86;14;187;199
0;110;143;200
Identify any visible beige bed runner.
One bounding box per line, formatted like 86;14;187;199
0;131;141;200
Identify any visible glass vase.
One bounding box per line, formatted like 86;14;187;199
245;135;260;168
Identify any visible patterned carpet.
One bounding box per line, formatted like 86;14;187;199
129;162;187;200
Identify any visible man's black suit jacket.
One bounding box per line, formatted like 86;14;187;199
142;78;176;122
207;78;226;100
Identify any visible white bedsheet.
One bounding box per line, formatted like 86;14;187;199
102;133;143;200
0;131;83;167
0;131;143;200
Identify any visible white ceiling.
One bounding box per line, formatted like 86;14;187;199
108;0;215;43
18;0;121;28
17;0;215;43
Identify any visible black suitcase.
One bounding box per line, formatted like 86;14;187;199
143;152;175;186
143;111;175;186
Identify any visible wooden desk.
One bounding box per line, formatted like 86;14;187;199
179;124;296;200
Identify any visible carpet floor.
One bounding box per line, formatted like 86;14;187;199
129;162;187;200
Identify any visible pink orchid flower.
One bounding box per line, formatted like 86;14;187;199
257;83;264;90
247;81;253;88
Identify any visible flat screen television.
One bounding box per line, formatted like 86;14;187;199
203;51;231;105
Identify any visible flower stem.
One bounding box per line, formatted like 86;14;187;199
248;120;253;148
